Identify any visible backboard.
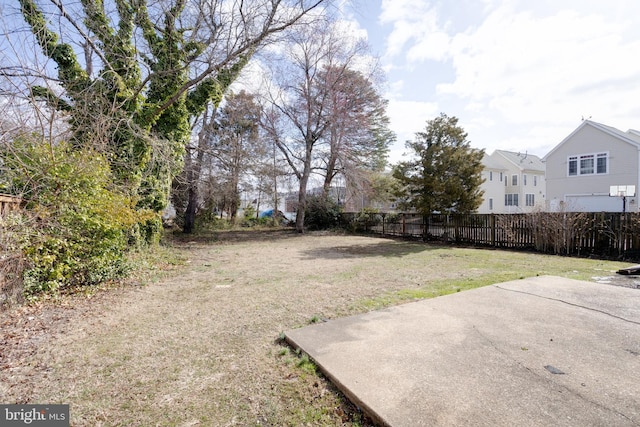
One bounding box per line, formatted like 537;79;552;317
609;185;636;197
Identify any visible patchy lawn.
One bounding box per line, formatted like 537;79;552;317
0;230;632;426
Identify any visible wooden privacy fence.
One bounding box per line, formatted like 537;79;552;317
1;194;24;309
0;194;22;216
339;212;640;261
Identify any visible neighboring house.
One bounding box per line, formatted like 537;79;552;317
477;154;508;213
544;120;640;212
478;150;546;213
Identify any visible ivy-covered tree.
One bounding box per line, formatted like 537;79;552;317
15;0;328;219
393;113;485;214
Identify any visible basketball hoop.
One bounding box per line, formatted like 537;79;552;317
609;185;636;197
609;185;636;213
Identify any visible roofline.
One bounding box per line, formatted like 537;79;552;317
543;120;640;160
492;150;544;172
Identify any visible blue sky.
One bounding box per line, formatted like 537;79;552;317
341;0;640;163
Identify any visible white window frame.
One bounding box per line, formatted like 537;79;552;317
525;194;535;207
568;152;609;176
489;171;493;181
512;175;518;186
596;152;608;174
489;198;493;210
523;174;527;186
505;193;519;206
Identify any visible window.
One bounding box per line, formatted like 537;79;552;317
505;194;519;206
597;153;607;174
500;172;503;182
523;174;527;186
512;175;518;186
568;156;578;176
489;198;493;210
580;154;594;174
534;175;538;186
526;194;535;207
568;153;608;176
489;171;493;181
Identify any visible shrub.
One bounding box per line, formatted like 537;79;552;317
304;195;342;230
351;208;383;232
196;214;233;231
1;136;154;295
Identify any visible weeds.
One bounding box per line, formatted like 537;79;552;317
296;353;317;375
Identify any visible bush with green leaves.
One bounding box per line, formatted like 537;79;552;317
196;214;233;231
2;136;155;295
304;195;342;230
351;208;382;232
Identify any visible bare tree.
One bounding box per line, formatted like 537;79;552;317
210;90;265;220
260;17;386;232
317;66;395;195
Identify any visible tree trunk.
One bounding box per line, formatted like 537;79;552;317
323;154;337;197
295;190;307;233
183;183;198;233
295;144;314;233
182;109;210;233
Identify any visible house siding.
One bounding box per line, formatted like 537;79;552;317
490;151;546;213
545;122;640;212
478;168;506;213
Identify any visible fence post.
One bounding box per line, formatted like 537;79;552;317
402;213;406;237
491;214;496;247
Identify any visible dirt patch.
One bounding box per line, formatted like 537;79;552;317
0;230;632;425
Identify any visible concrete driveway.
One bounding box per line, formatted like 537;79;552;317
285;276;640;426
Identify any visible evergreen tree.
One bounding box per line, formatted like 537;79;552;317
393;113;485;214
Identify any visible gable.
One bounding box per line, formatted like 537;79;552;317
544;120;640;161
491;150;545;173
482;154;507;171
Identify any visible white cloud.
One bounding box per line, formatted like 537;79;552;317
385;96;439;162
379;0;441;60
406;31;451;63
375;0;640;158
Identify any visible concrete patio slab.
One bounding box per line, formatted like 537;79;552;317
285;276;640;426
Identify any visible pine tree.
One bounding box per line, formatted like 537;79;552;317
393;113;485;214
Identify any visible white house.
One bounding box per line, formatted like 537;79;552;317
477;150;545;213
544;120;640;212
477;154;507;213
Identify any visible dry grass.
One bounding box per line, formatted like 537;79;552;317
0;229;632;426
